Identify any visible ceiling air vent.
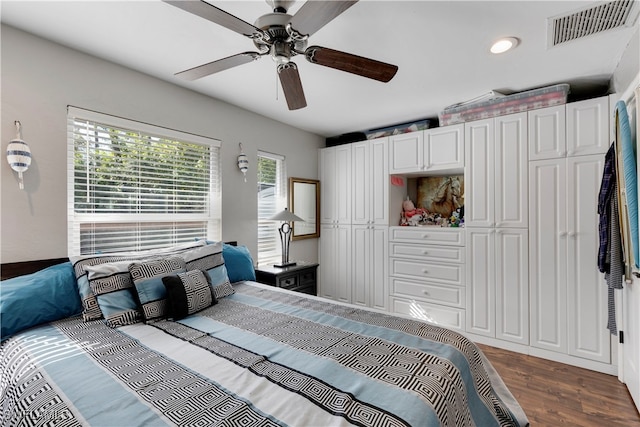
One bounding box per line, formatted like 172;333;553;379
548;0;639;47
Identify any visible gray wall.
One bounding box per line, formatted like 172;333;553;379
612;26;639;97
1;25;324;264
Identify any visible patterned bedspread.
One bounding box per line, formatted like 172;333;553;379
0;282;528;427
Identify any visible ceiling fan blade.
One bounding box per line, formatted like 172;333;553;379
175;52;261;81
305;46;398;82
163;0;264;38
278;63;307;110
288;1;358;37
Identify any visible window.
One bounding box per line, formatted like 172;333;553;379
67;106;221;256
257;151;286;266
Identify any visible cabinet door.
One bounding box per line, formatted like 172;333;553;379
495;228;529;345
319;148;336;224
370;138;389;225
335;145;352;224
529;159;567;354
390;131;423;173
465;119;495;227
370;226;388;311
466;228;495;337
567;96;609;156
351;224;370;307
424;124;464;171
335;224;352;303
528;105;566;160
566;155;610;363
495;113;528;228
351;142;370;225
318;224;337;299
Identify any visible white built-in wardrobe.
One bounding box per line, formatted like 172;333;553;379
318;95;616;373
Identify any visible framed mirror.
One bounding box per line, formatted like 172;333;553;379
289;177;320;240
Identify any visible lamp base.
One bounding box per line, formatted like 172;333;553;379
273;261;297;268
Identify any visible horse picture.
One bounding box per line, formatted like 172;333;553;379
417;175;464;218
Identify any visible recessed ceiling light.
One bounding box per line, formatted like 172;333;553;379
490;37;519;54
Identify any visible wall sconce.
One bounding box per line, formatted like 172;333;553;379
237;142;248;182
6;121;31;190
269;207;304;268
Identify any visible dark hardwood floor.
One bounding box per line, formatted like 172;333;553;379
479;344;640;426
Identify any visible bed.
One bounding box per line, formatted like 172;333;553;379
0;241;529;427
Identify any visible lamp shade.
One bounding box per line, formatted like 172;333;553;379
269;208;304;222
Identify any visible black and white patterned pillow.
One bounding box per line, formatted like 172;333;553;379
162;270;217;320
85;260;143;327
129;257;186;322
180;242;235;299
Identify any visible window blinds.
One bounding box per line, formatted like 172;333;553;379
257;150;286;266
67;106;221;255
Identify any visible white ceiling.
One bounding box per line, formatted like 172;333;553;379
1;0;638;137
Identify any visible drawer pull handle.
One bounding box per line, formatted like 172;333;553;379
423;290;430;296
422;234;429;239
422;251;428;255
422;269;429;274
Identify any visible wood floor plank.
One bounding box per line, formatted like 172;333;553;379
478;344;640;426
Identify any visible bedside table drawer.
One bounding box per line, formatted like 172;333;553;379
277;274;298;289
254;262;319;296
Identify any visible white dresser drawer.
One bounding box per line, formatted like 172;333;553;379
391;297;465;331
389;227;464;246
391;278;465;308
389;242;464;263
390;258;465;286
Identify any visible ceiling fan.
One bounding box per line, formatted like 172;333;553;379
163;0;399;110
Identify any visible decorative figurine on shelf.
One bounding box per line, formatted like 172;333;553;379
400;197;427;226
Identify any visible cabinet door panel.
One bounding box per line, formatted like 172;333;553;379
390;132;423;173
495;113;528;228
370;226;388;311
351;142;370;225
335;224;352;303
528;105;566;160
319;148;336;223
495;228;529;344
370;138;389;225
318;224;337;299
529;159;567;353
465;229;495;337
567;97;609;156
425;124;464;171
351;225;370;306
335;145;352;224
567;155;609;363
465;119;494;227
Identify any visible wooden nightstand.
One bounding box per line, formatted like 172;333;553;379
254;261;319;295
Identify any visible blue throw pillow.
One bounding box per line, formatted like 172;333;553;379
1;262;82;340
222;243;256;282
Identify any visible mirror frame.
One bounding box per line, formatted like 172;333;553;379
289;177;320;240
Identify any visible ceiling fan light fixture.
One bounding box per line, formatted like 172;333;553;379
271;42;291;64
490;37;519;54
